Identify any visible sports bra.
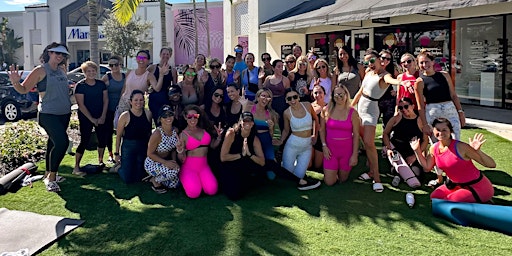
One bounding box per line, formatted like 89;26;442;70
326;108;354;140
156;127;179;153
183;130;211;151
251;105;270;131
290;103;312;132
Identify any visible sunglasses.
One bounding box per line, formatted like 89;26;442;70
298;62;307;66
313;91;323;95
363;58;376;66
308;56;317;61
262;57;271;61
316;65;327;70
259;95;271;99
185;72;196;77
401;59;413;65
213;93;223;98
286;95;299;101
186;113;200;119
160;112;174;118
210;64;221;69
136;56;148;61
397;104;410;111
380;56;392;61
108;63;120;67
334;93;345;98
285;61;295;64
51;51;68;57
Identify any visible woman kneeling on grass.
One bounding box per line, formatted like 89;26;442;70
410;118;495;203
143;105;181;194
115;90;152;183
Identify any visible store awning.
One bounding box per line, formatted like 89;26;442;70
260;0;511;33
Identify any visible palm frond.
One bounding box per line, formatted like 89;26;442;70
112;0;145;25
174;8;209;57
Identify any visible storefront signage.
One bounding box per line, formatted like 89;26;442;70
372;18;390;24
66;26;106;42
281;44;293;59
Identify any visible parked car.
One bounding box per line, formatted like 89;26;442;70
0;71;38;121
67;64;111;83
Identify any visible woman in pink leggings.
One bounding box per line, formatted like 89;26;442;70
320;85;360;185
411;118;495;203
176;105;223;198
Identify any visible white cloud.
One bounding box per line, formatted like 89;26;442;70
4;0;43;5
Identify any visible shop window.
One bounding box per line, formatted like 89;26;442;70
67;4;109;26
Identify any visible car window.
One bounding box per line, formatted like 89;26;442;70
0;73;10;84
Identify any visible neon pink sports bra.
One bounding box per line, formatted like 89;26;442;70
184;130;211;151
326;108;354;140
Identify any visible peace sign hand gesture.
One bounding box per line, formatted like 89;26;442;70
214;122;224;137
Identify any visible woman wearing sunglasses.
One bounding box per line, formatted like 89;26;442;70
176;105;222;198
262;59;290;130
310;58;335;103
274;89;321;190
320;85;360;185
143;105;181;193
395;53;419;112
100;55;125;163
306;51;319;78
147;47;178;126
115;90;152;183
117;50;167;125
335;46;365;99
179;65;204;106
282;54;296;77
382;97;428;187
309;85;327;172
288;56;312;102
203;58;224;107
261;53;274;80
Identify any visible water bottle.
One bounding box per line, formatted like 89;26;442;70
406;193;415;208
392;175;401;187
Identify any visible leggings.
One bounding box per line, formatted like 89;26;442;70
180;156;218;198
38;112;71;172
104;110;115;153
426;101;461;140
282;135;312;179
144;158;179;188
76;112;108;154
430;175;494;203
324;138;353;172
256;132;275;160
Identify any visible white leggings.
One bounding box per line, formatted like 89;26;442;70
282;134;312;179
426;101;461;140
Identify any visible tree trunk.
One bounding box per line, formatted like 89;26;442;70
88;0;100;69
193;0;198;57
204;0;210;57
160;0;166;48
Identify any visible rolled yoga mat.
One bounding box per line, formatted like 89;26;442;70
0;162;37;194
432;198;512;235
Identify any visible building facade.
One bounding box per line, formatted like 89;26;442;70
226;0;512;109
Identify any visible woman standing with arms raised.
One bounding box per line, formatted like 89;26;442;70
8;42;72;192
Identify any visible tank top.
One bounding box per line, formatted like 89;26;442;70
264;78;286;97
107;73;125;112
36;63;71;115
229;130;256;155
434;140;481;183
392;116;422;144
362;72;388;100
155;127;178;153
123;110;151;141
326;108;354;140
251;105;270;131
122;70;149;99
419;72;451;104
206;106;226;128
337;66;361;98
309;77;332;102
398;71;418;108
149;66;173;103
225;100;243;128
290;103;312;132
292;72;309;98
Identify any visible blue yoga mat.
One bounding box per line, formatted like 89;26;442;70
432;199;512;235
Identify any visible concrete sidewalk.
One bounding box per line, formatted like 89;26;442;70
463;104;512;141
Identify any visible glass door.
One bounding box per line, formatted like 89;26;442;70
351;28;373;63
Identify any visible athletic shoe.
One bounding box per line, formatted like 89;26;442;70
297;178;321;191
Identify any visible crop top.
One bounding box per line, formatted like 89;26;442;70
290;103;312;132
326;108;354;140
184;130;211;151
251;105;270;131
156;127;178;153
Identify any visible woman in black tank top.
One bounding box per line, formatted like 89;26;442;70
115;90;152;183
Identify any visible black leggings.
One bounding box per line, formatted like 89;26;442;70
219;159;267;201
38;112;71;173
76;113;109;154
104;110;115;153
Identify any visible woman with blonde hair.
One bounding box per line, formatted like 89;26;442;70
288;55;312;102
309;58;335;102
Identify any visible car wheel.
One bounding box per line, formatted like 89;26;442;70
2;101;22;121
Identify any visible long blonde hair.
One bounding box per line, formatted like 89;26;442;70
327;85;351;116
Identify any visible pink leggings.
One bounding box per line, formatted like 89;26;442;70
430;175;494;203
179;156;218;198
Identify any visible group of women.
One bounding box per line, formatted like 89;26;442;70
7;42;496;204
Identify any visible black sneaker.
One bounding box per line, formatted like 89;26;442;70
297;178;321;191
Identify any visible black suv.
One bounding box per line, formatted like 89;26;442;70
0;72;38;121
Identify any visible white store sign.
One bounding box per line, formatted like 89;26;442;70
66;26;106;42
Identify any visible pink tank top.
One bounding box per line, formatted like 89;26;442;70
122;70;149;99
433;140;481;183
398;72;418;108
326;108;353;140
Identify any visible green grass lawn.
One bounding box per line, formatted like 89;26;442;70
2;127;512;255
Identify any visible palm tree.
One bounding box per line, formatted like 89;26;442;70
160;0;167;47
204;0;210;57
193;0;198;57
88;0;100;65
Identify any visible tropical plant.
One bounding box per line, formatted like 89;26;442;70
88;0;100;66
174;8;208;59
0;17;23;65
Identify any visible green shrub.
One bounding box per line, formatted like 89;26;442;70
0;120;47;175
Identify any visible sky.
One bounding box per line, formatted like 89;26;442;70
1;0;221;12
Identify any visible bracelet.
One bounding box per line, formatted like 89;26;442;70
322;143;327;147
176;148;184;154
457;109;464;113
